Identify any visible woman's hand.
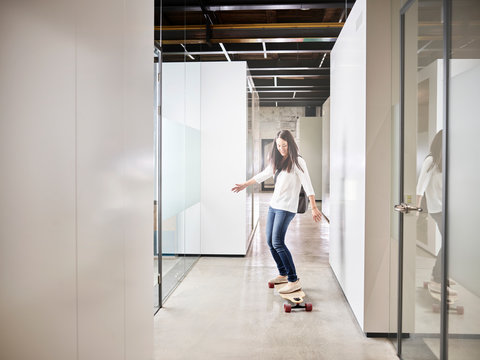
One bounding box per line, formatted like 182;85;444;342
232;178;256;193
231;183;247;193
311;207;322;223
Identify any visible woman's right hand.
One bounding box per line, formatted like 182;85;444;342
231;183;247;193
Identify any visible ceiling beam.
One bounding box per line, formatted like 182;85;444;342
157;22;344;31
161;3;354;12
248;67;331;71
163;50;331;56
161;37;337;45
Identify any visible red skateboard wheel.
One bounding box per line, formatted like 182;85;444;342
268;282;274;288
305;303;313;312
284;304;292;313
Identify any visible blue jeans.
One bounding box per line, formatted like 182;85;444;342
266;206;297;282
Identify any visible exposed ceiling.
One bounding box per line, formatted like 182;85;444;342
155;1;355;107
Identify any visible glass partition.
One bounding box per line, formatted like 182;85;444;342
155;3;201;309
392;0;445;357
392;0;480;358
447;0;480;358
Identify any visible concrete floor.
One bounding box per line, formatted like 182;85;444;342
153;196;398;360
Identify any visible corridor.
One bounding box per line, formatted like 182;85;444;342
153;195;398;359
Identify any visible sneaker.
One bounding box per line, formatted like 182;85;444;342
278;280;302;294
431;277;457;286
429;281;458;296
269;275;288;285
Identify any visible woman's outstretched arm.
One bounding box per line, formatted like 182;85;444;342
231;178;256;193
232;164;273;193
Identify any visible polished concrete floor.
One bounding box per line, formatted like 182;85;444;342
153;195;398;360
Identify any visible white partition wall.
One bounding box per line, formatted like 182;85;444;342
296;117;323;200
322;98;331;218
201;62;248;254
330;0;392;333
0;1;153;359
162;62;248;255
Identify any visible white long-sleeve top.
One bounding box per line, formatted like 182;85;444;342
254;156;315;214
416;155;442;213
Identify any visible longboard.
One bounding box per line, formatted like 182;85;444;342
423;281;464;315
268;282;312;312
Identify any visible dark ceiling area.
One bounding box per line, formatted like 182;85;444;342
155;1;355;107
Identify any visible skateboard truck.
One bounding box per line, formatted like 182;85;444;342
269;282;313;313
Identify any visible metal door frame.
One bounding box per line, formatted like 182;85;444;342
397;0;451;358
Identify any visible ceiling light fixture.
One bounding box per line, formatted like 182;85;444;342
319;53;327;68
219;43;231;62
262;42;267;59
180;44;195;60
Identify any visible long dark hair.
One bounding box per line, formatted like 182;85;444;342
428;130;442;172
269;130;303;173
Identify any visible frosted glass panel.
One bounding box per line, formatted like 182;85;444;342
185;126;201;207
162;117;186;220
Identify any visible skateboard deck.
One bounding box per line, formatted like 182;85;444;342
269;282;312;312
423;281;464;314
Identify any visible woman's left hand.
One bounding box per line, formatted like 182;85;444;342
311;207;322;223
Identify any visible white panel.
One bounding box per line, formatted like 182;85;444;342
449;60;480;297
201;62;247;255
0;1;153;359
186;63;201;130
76;0;125;357
296;117;323;199
76;0;153;358
0;1;77;359
177;203;202;254
123;0;154;358
330;0;366;329
322;98;331;218
364;0;392;333
162;63;186;126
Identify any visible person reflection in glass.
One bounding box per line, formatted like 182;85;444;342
416;129;456;295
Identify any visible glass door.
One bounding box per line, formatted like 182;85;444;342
395;0;445;358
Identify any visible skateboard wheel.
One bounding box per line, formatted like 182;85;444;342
433;303;440;313
305;303;313;312
268;282;274;289
284;304;292;313
457;306;464;315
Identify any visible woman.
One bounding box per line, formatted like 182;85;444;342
232;130;322;294
416;130;455;294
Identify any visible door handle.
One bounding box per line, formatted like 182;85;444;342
394;203;423;214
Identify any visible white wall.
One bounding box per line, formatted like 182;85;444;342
364;0;392;333
296;117;323;200
201;62;248;255
0;0;153;359
162;62;248;255
330;0;391;333
322;98;331;218
447;60;480;297
330;0;367;329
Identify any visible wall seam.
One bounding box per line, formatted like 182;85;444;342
74;0;79;357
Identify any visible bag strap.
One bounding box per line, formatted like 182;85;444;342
273;169;280;184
